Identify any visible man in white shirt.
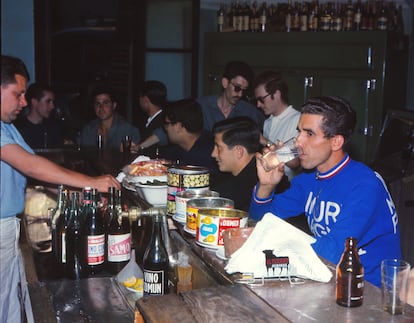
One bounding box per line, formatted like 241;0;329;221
254;71;301;180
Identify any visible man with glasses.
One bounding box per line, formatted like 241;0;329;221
80;86;140;150
254;71;301;180
197;61;265;132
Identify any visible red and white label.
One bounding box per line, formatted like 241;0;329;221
87;234;105;265
107;233;131;262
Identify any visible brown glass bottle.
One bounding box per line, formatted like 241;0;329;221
106;189;131;274
84;188;106;275
66;192;88;279
336;237;364;307
55;189;70;271
143;214;169;296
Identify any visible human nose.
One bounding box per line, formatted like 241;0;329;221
20;96;27;107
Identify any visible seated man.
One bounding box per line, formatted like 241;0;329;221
14;83;64;148
80;86;140;150
249;96;401;288
159;99;217;171
197;60;265;132
210;117;260;211
132;80;167;158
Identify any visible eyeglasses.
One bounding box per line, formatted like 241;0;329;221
255;93;271;104
230;82;248;94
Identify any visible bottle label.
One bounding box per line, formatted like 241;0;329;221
144;269;165;295
61;233;66;263
87;234;105;265
107;233;131;262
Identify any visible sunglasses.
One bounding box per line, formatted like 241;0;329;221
255;93;271;104
230;82;248;94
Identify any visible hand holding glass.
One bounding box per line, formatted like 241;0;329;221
259;137;300;171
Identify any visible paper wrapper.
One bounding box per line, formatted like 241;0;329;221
225;213;332;283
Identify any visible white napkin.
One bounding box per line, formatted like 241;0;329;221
225;213;332;283
116;155;151;182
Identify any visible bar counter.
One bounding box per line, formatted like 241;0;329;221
22;148;414;322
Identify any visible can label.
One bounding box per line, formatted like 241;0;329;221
107;233;131;262
87;234;105;265
186;206;199;232
197;215;245;247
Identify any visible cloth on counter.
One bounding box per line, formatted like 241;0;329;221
225;213;332;283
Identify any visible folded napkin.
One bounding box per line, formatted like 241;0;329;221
116;155;151;182
225;213;332;283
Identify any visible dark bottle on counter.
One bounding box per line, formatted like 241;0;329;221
54;188;70;270
143;214;169;296
336;237;364;307
84;187;106;275
66;192;88;279
52;184;65;261
107;188;131;274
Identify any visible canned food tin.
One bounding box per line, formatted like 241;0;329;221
196;208;248;249
186;197;234;236
167;166;209;215
174;190;219;224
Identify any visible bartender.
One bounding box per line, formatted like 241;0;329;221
0;55;120;322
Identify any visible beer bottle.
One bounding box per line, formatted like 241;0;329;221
336;237;364;307
66;192;88;279
52;184;65;261
143;214;169;296
84;188;105;275
107;189;131;274
217;3;225;32
55;188;70;271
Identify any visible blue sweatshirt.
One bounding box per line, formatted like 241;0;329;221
249;154;402;287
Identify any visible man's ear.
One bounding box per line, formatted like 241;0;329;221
331;134;345;151
222;77;230;89
113;101;118;110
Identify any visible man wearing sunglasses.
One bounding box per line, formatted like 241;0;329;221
197;61;265;132
254;71;301;180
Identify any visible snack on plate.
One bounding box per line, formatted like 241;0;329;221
127;160;169;176
123;276;144;292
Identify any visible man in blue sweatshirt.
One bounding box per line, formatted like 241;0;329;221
249;96;401;287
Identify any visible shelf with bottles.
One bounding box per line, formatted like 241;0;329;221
216;0;405;33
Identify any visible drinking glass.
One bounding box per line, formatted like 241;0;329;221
259;137;300;171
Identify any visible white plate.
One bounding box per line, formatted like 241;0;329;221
183;226;196;236
172;214;186;224
195;240;219;250
215;247;228;261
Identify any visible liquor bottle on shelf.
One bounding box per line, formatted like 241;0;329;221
54;188;70;271
285;0;293;32
51;184;65;261
308;1;319;32
242;2;251;32
336;237;364;307
353;0;363;30
331;3;343;32
319;3;332;31
107;188;131;274
376;1;388;30
83;187;106;275
66;192;88;279
250;1;259;32
258;2;267;32
217;3;225;32
143;214;169;296
343;0;354;31
299;2;308;31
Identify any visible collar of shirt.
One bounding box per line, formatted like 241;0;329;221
146;109;163;128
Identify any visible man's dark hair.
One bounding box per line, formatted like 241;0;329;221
212;116;261;154
301;96;356;145
140;80;167;107
1;55;30;86
222;61;254;86
165;99;203;134
253;71;289;104
25;83;54;103
91;85;117;103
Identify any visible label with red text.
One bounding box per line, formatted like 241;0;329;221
87;234;105;265
107;233;131;262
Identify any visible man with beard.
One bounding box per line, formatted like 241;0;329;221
197;61;264;132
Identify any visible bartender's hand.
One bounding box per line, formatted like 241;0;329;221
89;174;121;192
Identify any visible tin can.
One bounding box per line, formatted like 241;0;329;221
186;197;234;236
174;190;219;224
196;208;248;249
167;166;209;215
